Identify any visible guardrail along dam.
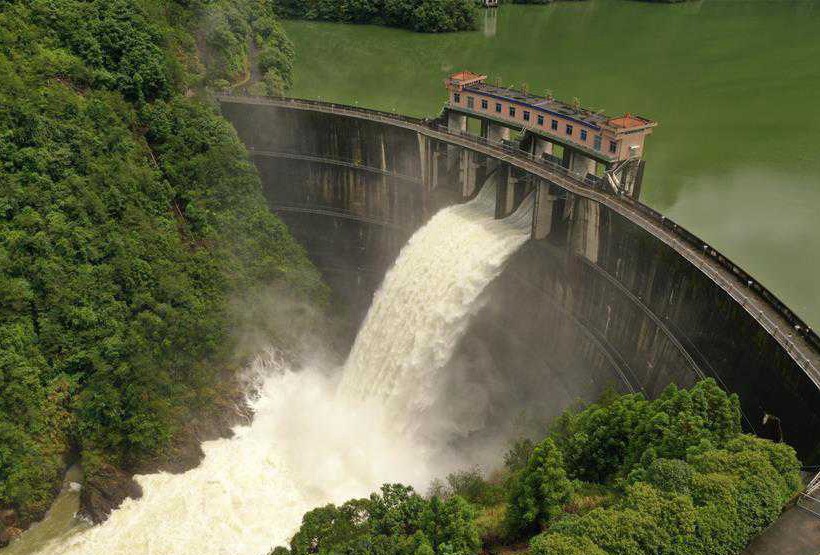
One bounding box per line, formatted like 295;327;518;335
218;94;820;472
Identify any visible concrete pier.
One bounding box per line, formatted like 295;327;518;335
496;167;518;218
573;197;601;263
459;149;478;198
533;182;555;240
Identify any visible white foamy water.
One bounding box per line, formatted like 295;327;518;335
39;353;436;555
340;185;533;422
32;186;533;555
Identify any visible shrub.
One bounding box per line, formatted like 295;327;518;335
444;468;505;507
530;532;606;555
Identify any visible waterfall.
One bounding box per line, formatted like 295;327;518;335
340;184;533;423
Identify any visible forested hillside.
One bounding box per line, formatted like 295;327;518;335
275;0;479;33
0;0;325;542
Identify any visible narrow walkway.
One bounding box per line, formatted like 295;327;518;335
742;507;820;555
248;149;422;183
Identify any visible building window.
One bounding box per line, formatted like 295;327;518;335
551;119;558;131
453;93;460;103
580;129;587;141
566;124;573;136
509;106;516;117
537;115;544;126
594;136;602;151
481;99;488;110
523;110;530;122
467;96;474;109
609;140;618;154
495;102;502;113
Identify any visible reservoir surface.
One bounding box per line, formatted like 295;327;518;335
283;0;820;328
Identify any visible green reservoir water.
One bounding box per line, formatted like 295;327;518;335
282;0;820;328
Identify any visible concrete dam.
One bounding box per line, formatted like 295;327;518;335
217;94;820;469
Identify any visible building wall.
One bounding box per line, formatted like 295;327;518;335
617;129;650;159
451;90;615;160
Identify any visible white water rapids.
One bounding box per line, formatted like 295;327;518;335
30;186;533;555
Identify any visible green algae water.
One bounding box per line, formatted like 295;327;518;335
282;0;820;328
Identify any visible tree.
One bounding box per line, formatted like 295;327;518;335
421;495;481;554
505;438;573;537
290;500;370;555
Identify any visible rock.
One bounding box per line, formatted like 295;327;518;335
0;509;17;527
0;526;22;547
79;370;251;524
79;464;143;524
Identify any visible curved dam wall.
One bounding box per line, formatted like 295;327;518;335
219;96;820;465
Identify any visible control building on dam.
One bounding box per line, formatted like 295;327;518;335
216;78;820;477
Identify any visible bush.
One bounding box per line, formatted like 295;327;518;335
520;382;799;555
202;0;295;91
444;468;505;507
557;379;742;483
285;484;481;555
280;381;802;555
530;532;606;555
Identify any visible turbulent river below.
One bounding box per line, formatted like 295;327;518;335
11;187;533;554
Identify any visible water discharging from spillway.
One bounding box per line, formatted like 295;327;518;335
29;186;533;555
340;185;534;422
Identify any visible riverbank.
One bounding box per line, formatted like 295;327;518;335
78;367;255;526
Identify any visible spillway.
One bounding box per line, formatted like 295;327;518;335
26;189;533;555
340;184;533;422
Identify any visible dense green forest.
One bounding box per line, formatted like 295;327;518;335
0;0;325;541
275;0;479;33
275;380;802;555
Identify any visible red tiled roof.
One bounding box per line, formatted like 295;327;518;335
607;113;653;129
450;71;486;82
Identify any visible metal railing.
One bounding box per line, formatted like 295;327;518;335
798;471;820;517
217;92;820;382
247;148;423;183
